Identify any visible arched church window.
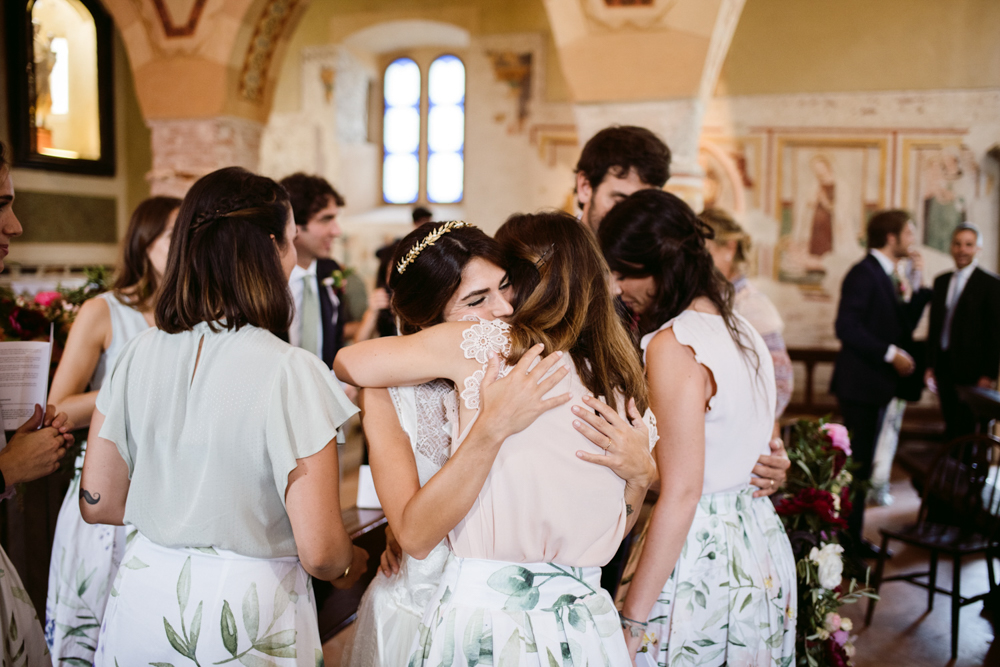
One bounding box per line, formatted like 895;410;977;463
382;58;421;205
5;0;115;175
426;55;464;204
381;53;465;205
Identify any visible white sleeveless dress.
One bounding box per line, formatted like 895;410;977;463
346;380;456;667
617;310;797;667
44;293;149;662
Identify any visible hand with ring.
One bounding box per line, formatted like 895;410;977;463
570;395;657;490
751;436;789;498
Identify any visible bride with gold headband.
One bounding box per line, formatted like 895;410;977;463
345;220;656;666
336;212;658;666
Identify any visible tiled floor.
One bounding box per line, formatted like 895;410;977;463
325;461;999;666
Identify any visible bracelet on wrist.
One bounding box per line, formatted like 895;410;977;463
619;613;648;638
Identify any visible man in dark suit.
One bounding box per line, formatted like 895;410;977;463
279;173;350;369
926;223;1000;438
831;210;932;557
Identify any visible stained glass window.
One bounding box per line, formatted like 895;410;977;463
426;55;465;204
382;58;421;204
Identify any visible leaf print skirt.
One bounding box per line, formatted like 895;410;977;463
0;543;51;666
95;533;323;667
46;450;134;665
408;557;630;667
617;488;796;667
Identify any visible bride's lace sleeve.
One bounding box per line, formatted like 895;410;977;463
458;318;512;410
643;408;659;451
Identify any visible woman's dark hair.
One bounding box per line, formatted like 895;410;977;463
155;167;293;334
112;196;181;312
388;222;505;335
600;189;758;368
0;142;8;177
496;210;647;412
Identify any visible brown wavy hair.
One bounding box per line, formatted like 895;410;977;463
155;167;293;334
495;210;647;412
112;196;181;312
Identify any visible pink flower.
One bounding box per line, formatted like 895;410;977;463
824;612;842;632
832;630;849;646
821;423;852;456
34;291;61;307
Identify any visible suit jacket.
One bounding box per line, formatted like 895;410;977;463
278;258;349;369
927;266;1000;384
316;257;349;368
830;254;932;405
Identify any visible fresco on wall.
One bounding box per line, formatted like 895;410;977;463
902;140;980;253
699;138;760;214
775;139;885;288
486;51;533;133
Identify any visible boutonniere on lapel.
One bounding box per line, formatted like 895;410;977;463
323;267;355;296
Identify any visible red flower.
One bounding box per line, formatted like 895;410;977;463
9;307;49;339
775;487;847;529
826;636;850;667
33;291;61;308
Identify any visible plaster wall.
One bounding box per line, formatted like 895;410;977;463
701;89;1000;352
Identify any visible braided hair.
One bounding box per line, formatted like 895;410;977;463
155;167;293;334
599;189;760;371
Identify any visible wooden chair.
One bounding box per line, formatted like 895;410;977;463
864;433;1000;659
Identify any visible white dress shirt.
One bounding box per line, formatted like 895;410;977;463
941;259;978;350
869;249;904;363
288;260;324;357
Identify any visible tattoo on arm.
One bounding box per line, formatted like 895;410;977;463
80;489;101;505
626;504;634;517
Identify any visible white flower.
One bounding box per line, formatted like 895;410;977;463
840;617;853;632
809;542;845;590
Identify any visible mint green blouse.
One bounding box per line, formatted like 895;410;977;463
95;322;358;559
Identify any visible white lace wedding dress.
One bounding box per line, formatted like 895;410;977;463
345;380;456;667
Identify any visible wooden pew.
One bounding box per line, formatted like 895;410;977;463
314;506;388;641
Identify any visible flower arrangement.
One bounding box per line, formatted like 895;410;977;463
775;418;876;667
0;266;110;379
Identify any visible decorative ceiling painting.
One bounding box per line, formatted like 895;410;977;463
151;0;208;37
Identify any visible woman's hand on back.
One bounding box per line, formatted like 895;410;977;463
477;344;571;441
571;396;656;490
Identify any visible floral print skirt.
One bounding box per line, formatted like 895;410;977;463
0;543;51;666
617;488;796;667
46;451;134;664
409;557;629;667
95;533;323;667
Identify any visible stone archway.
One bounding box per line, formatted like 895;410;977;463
99;0;313;195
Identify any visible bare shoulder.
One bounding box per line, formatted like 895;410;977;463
646;325;703;380
73;296;112;343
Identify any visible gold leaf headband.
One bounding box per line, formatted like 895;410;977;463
396;220;474;274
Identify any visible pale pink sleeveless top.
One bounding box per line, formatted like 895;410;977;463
446;319;634;567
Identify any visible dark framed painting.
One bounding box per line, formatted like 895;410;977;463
5;0;116;176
